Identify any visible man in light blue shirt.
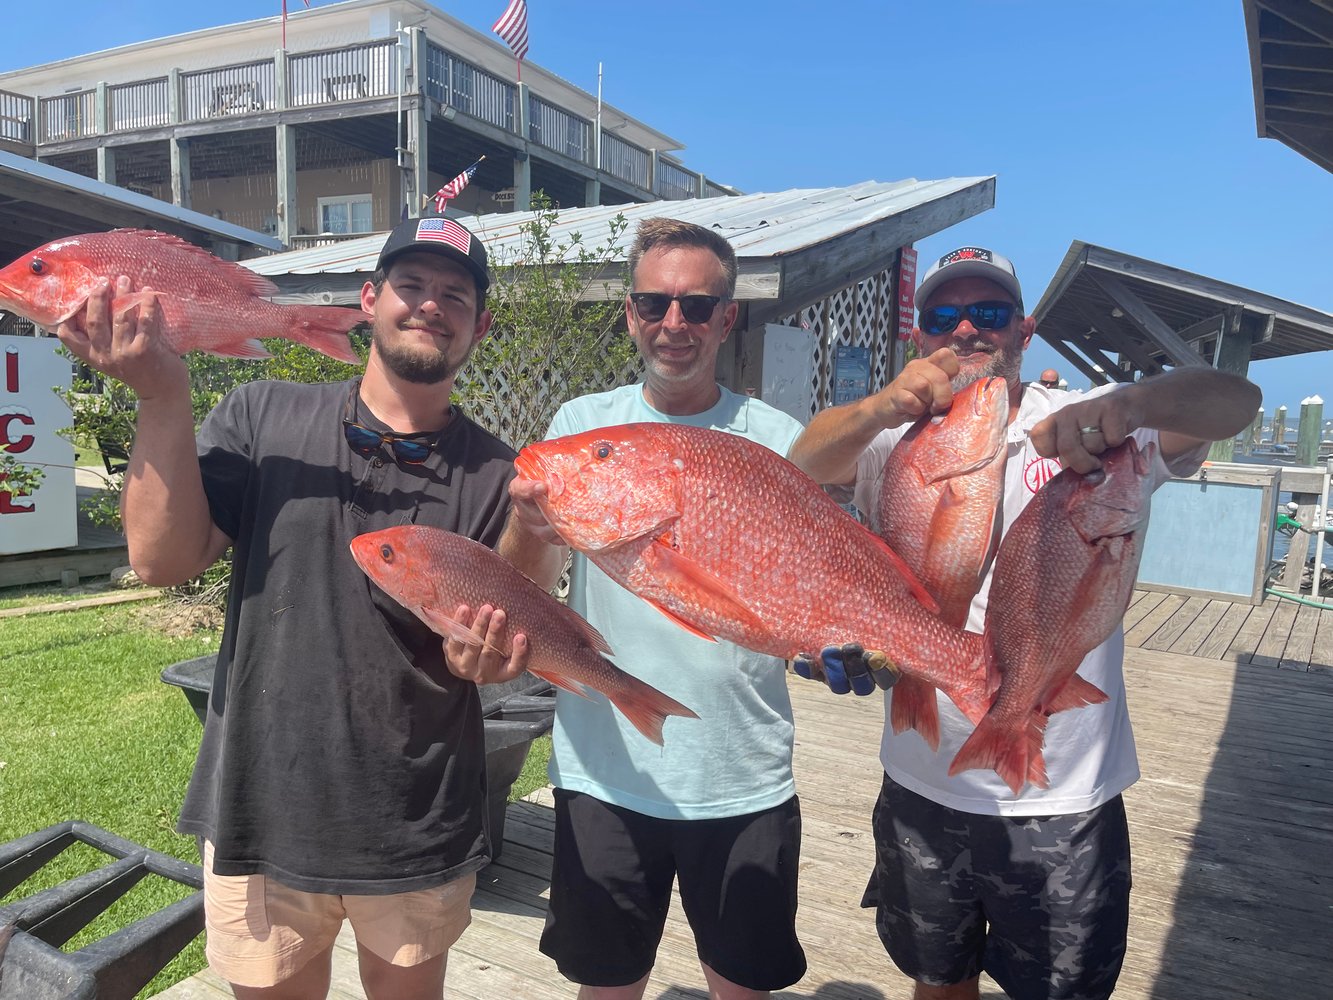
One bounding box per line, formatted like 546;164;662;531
499;217;807;999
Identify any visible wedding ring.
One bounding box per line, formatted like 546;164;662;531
1079;425;1101;435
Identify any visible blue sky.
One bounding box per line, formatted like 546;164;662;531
4;1;1331;418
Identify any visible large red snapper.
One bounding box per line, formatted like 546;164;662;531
0;229;362;363
514;423;993;724
949;438;1156;794
877;376;1009;750
349;525;696;745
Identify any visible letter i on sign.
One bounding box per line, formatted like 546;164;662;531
4;347;16;393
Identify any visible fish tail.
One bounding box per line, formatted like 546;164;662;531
283;305;366;364
890;676;942;751
605;674;698;747
949;711;1049;795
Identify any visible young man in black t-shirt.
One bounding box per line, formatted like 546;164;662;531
56;216;525;1000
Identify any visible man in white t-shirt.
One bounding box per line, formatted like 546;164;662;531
788;245;1260;1000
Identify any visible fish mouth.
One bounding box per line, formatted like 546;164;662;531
515;446;564;497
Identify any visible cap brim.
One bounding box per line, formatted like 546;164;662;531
917;261;1022;310
378;243;490;292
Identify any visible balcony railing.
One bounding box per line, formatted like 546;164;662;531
10;35;727;200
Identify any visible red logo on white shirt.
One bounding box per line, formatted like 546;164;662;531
1023;456;1062;494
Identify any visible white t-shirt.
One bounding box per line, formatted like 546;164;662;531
853;383;1207;816
546;383;805;820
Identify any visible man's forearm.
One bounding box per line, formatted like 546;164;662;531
1128;368;1261;444
121;391;229;585
498;511;569;592
788;396;892;486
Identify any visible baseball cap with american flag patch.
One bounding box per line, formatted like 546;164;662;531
377;215;490;292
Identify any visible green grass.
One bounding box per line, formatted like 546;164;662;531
0;579;126;610
1;599;553;996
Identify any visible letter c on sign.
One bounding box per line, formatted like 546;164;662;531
0;412;35;454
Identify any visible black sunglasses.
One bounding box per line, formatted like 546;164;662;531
629;292;725;324
341;384;438;464
919;300;1017;336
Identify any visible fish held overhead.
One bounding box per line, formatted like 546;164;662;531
514;422;993;725
949;438;1157;794
349;525;697;746
0;229;363;364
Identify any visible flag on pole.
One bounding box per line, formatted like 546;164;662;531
429;156;485;213
281;0;312;50
491;0;530;62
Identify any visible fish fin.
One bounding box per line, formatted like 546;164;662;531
862;528;941;614
527;667;593;699
418;606;507;658
644;599;720;643
1040;674;1109;715
109;229;281;296
937;635;996;727
890;676;941;751
203;339;273;360
640;539;766;639
949;711;1050;795
565;611;614;655
284;305;366;364
601;668;699;746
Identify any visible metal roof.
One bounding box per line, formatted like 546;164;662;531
246;177;995;322
1031;240;1333;383
0;149;282;264
1243;0;1333;175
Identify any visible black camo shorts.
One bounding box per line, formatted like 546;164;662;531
861;772;1131;1000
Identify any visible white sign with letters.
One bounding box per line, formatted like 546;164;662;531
0;335;76;555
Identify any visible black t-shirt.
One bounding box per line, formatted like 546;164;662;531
177;378;516;894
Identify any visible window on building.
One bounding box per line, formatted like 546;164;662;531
317;194;373;235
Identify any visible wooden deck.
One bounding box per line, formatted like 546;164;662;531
156;596;1333;1000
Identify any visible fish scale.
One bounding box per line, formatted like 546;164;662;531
0;229;363;363
349;525;696;745
516;422;992;725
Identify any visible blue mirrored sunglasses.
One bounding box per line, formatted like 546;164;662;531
919;300;1017;336
341;385;437;464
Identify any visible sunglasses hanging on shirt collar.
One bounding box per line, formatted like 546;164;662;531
341;382;439;465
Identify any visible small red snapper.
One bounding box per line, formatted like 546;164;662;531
949;438;1156;794
514;423;993;724
349;525;696;745
0;229;362;363
877;377;1009;750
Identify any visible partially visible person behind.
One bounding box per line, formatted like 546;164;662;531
488;217;808;1000
789;245;1260;1000
1035;367;1061;389
55;215;525;1000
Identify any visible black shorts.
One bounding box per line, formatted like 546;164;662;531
538;789;806;991
862;773;1131;1000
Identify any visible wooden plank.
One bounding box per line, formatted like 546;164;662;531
1124;593;1186;647
1192;601;1254;660
1279;602;1322;670
1123;589;1168;632
1250;599;1300;667
1311;604;1333;671
1159;598;1230;656
1142;595;1209;651
1226;598;1278;662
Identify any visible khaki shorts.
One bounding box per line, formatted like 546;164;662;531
202;842;475;989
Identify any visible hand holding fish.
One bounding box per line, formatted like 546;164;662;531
507;476;568;547
792;644;896;697
442;602;531;685
872;347;961;425
1029;394;1140;475
56;275;189;401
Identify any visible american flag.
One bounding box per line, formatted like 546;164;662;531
431;158;484;213
414;218;474;257
491;0;530;61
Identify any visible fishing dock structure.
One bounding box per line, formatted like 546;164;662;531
155;598;1333;1000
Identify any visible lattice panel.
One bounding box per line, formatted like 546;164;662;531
774;263;900;420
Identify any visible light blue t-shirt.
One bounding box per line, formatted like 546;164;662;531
546;383;805;819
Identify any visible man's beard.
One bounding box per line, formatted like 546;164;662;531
950;339;1023;393
373;324;473;385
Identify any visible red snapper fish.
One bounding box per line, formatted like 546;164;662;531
349;525;696;745
514;423;992;724
0;229;362;363
949;438;1156;794
876;376;1009;750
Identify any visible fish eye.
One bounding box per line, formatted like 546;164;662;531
29;258;44;274
593;442;613;460
379;543;394;561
